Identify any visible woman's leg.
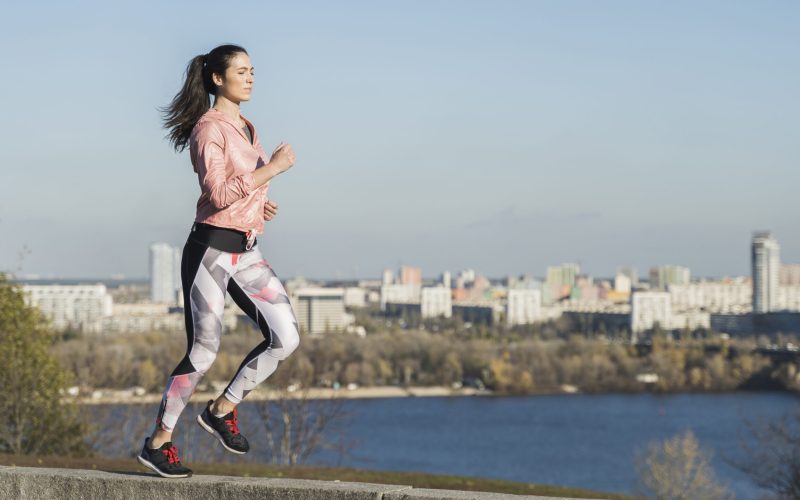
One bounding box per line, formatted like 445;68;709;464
217;244;300;409
150;238;234;446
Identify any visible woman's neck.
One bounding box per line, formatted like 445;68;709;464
212;98;241;123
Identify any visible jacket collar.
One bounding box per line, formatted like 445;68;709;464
206;107;255;144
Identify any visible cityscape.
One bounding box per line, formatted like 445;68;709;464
12;230;800;341
1;2;797;498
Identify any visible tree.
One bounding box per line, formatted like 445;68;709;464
727;406;800;499
0;275;90;455
634;429;733;500
255;386;357;466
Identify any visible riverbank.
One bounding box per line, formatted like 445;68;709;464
73;382;796;405
76;385;499;405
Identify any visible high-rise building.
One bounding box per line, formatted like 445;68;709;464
617;266;639;287
631;291;672;336
150;243;181;304
649;265;690;290
455;269;476;289
421;286;452;318
291;287;346;335
400;266;422;285
544;263;579;304
506;288;542;325
441;271;451;289
614;273;632;293
546;263;579;288
752;231;780;313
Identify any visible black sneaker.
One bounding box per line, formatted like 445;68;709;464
196;399;249;454
137;437;192;478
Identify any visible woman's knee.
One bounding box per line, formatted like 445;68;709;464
190;348;218;374
275;327;300;359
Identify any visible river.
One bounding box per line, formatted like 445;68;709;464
90;391;797;498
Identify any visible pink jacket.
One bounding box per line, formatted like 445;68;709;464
189;107;271;235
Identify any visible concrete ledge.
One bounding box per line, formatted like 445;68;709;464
0;466;596;500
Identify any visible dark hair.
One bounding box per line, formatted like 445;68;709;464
160;44;249;153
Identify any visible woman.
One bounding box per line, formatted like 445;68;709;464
137;44;300;478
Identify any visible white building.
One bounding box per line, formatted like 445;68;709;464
776;285;800;312
649;265;690;290
150;243;181;304
455;269;476;289
343;287;367;308
780;264;800;286
752;231;780;313
668;278;752;314
617;266;639;287
291;287;348;335
506;288;542;325
421;286;452;318
614;273;632;293
631;291;672;335
22;284;113;331
84;303;237;334
380;283;421;311
671;311;711;330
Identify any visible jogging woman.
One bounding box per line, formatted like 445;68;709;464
137;44;301;478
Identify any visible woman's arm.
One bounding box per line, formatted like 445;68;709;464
194;124;293;209
254;142;295;187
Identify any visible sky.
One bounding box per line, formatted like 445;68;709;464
1;1;798;281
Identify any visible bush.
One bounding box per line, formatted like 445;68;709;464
0;275;90;455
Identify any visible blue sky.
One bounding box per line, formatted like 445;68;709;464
1;1;797;280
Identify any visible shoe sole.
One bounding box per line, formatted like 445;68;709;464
136;455;192;478
196;414;248;455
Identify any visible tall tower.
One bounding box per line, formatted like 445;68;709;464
751;231;780;313
150;243;180;304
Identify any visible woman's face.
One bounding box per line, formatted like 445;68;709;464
213;52;254;103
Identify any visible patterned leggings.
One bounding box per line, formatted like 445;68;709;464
155;236;300;432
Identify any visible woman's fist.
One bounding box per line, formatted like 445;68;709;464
269;142;295;173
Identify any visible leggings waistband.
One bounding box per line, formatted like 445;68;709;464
188;222;257;253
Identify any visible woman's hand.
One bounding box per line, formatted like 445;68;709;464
263;198;279;221
269;142;296;173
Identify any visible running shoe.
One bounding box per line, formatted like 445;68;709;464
196;399;250;454
136;437;192;478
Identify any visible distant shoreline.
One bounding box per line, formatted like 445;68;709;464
73;384;797;405
75;385;496;404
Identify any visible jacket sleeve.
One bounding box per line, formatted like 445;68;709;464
253;131;271;190
194;122;256;209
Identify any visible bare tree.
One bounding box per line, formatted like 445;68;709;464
634;429;734;500
256;386;358;466
84;404;155;458
725;406;800;500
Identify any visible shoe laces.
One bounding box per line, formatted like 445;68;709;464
224;407;240;435
163;444;181;464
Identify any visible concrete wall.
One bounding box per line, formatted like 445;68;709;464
0;466;596;500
